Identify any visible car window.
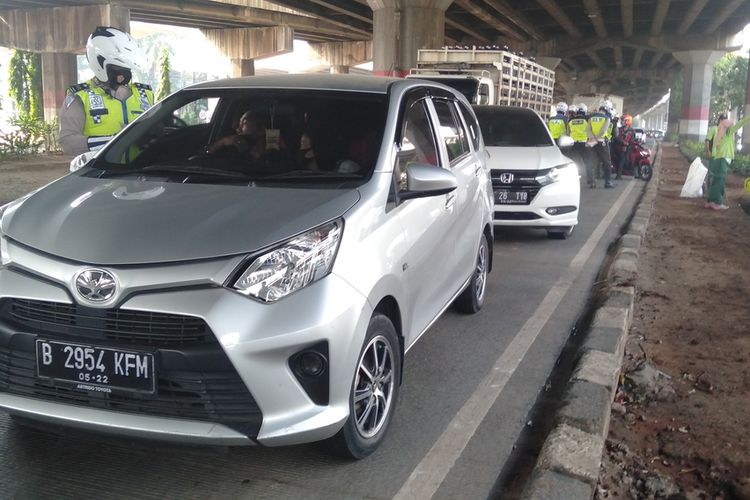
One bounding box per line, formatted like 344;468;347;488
95;90;388;187
433;99;470;163
394;96;440;192
473;107;553;147
457;101;481;151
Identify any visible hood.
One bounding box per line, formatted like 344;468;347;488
485;146;569;171
1;175;359;265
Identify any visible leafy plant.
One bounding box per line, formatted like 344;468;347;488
8;50;43;120
155;47;172;102
0;116;60;157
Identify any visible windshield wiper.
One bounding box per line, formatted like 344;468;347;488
100;164;253;180
258;170;362;181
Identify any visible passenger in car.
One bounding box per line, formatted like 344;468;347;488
206;110;266;160
298;131;319;171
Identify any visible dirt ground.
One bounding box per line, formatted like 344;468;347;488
597;145;750;499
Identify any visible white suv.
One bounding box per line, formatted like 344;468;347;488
473;105;580;239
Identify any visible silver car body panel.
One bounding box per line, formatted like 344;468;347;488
0;76;493;446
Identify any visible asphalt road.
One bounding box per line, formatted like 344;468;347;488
0;155;645;499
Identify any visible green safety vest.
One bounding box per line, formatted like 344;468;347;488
589;113;608;139
568;117;589;143
67;79;154;150
547;115;567;139
605;120;614;140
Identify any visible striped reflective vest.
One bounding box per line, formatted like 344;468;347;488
547;114;568;139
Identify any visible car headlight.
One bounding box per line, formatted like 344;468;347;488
536;163;578;186
0;203;9;266
232;220;342;302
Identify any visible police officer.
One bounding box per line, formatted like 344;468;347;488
547;102;569;141
568;103;595;187
59;26;154;156
588;100;615;188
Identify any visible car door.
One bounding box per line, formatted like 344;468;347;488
391;91;457;345
430;97;483;291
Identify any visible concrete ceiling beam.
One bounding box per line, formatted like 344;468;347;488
632;48;643;68
583;0;607;38
534;0;582;39
649;52;663;69
117;0;370;39
307;0;372;24
445;18;493;44
481;0;544;41
587;50;605;69
677;0;709;35
614;45;623;69
309;40;373;66
621;0;633;38
452;0;525;41
201;25;293;60
650;0;671;36
703;0;745;35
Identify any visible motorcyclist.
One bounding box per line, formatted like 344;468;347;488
547;102;569;140
59;26;154;156
616;114;637;179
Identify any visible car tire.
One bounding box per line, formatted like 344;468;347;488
454;234;490;314
322;314;401;459
547;225;575;240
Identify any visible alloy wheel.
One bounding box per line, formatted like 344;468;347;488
353;335;395;439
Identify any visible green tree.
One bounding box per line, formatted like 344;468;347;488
710;53;748;120
8;49;43;120
155;47;172;101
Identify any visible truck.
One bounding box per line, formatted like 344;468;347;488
406;46;556;119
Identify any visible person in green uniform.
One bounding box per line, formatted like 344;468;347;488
706;113;750;210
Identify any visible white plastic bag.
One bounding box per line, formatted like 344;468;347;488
680;157;708;198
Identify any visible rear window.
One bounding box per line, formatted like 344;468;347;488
473;107;553;147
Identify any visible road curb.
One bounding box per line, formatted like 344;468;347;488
521;144;662;499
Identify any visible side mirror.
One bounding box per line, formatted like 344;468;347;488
399;164;457;201
69;151;96;172
557;135;574;148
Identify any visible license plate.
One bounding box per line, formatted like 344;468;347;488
36;339;155;394
495;189;529;205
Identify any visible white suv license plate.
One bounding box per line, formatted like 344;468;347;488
495;189;529;205
36;339;155;394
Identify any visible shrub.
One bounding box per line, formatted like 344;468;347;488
0;116;59;158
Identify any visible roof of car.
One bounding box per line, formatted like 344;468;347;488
471;105;539;116
186;74;403;94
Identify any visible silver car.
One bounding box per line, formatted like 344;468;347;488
0;75;493;458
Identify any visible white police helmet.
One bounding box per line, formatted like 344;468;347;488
577;103;588;115
556;102;568;114
86;26;145;84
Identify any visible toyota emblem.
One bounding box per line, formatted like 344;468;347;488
74;268;117;303
499;173;514;184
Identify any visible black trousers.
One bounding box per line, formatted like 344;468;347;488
592;142;612;183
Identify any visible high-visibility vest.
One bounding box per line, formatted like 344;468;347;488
68;79;154;151
589;112;608;139
547;114;568;139
605;120;614;140
568;117;589;143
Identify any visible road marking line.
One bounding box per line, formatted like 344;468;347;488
394;181;637;500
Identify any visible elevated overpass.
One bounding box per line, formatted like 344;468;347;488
1;0;749;140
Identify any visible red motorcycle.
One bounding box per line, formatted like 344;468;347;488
612;139;653;181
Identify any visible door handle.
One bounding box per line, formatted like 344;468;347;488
445;193;456;209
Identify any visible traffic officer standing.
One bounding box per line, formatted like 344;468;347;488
59;26;154;156
568;103;595;187
588;100;615;188
547;102;569;141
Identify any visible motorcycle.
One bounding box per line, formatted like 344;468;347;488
611;139;653;181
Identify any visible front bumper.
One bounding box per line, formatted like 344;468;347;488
0;242;371;447
493;179;580;228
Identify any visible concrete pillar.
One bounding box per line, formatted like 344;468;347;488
231;59;255;77
330;65;349;74
367;0;452;77
309;41;372;72
673;50;724;141
41;52;77;122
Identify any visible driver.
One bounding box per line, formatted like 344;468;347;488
59;26;154;156
206;110;266;160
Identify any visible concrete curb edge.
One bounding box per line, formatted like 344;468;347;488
520;144;662;499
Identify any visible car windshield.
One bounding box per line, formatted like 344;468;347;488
415;77;480;103
473;107;553;147
90;89;388;187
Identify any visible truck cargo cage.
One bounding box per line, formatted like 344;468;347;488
412;46;556;119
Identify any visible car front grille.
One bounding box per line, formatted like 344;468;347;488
491;169;542;205
494;212;541;220
0;299;262;437
3;298;215;346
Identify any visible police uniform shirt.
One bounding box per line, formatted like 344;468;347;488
59;80;133;156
